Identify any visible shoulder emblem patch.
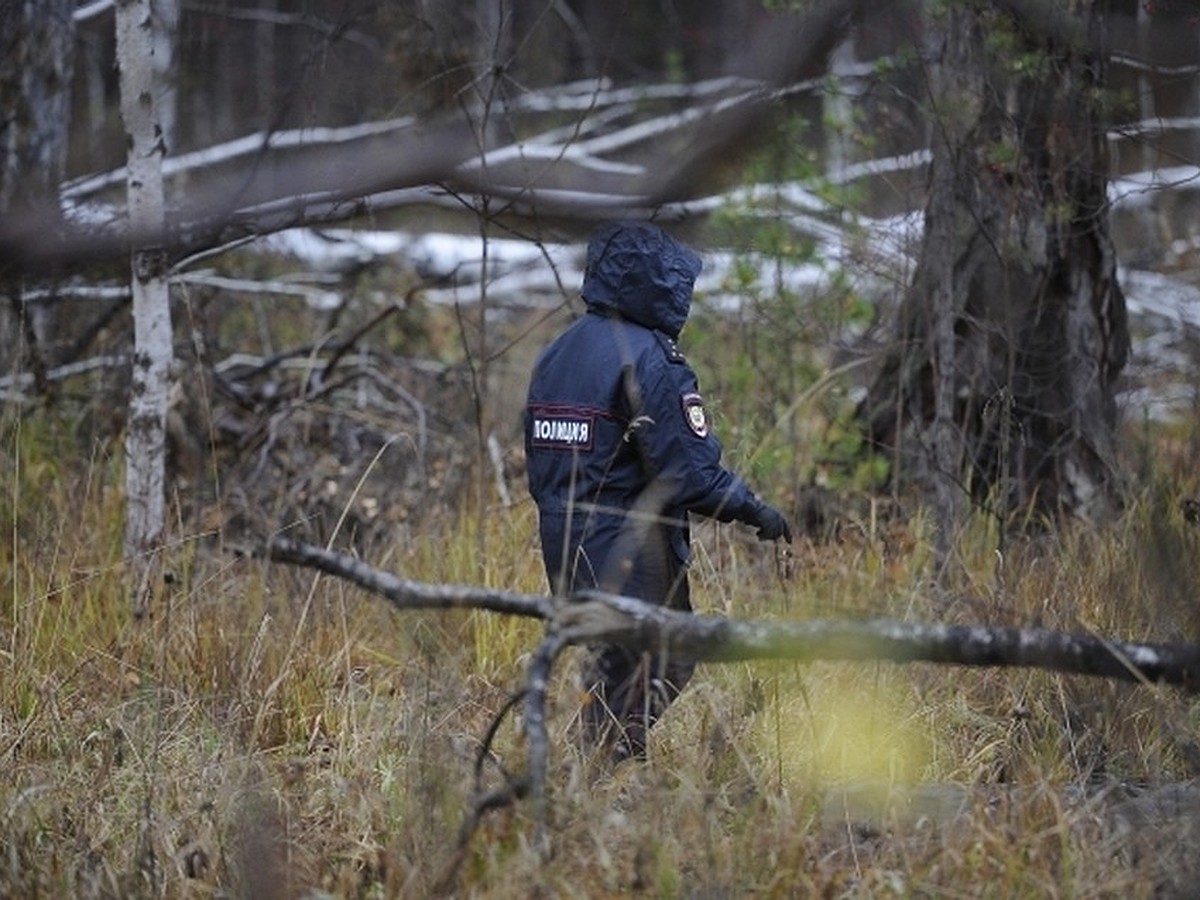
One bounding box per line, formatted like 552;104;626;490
682;392;708;438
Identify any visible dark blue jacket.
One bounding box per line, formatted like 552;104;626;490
525;221;772;598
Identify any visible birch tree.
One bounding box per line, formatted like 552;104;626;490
116;0;173;616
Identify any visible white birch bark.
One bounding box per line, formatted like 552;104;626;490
116;0;173;616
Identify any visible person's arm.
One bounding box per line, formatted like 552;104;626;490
628;349;791;541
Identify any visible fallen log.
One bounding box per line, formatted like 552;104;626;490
263;535;1200;860
265;535;1200;689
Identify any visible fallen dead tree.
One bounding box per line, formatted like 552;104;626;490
264;535;1200;859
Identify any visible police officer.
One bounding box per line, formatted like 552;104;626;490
525;220;792;760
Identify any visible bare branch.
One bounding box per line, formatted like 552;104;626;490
172;272;341;309
559;592;1200;688
264;536;1200;857
522;627;570;854
266;537;1200;691
263;535;556;620
74;0;113;23
262;536;1200;859
3;0;873;279
0;354;128;402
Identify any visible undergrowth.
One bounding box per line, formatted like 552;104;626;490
3;405;1200;898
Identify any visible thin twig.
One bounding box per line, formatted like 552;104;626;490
523;628;571;856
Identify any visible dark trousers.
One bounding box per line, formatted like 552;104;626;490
541;512;696;758
578;565;695;759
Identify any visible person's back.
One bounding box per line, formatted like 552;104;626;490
526;309;665;593
524;220;791;759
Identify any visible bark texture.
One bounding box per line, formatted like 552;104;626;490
859;2;1130;539
0;0;74;216
117;0;173;615
0;0;74;388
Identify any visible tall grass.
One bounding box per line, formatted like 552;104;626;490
3;401;1200;898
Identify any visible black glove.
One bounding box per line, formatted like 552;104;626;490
752;502;792;543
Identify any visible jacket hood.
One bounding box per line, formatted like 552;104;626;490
580;221;702;339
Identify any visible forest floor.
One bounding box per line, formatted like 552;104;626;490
5;402;1200;898
5;231;1200;897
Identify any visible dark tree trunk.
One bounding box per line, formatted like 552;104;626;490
0;0;74;215
859;2;1130;558
0;0;74;388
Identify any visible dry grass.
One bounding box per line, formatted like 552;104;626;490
3;411;1200;899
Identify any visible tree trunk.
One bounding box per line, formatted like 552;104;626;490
0;0;73;215
0;0;74;388
859;2;1130;556
117;0;173;617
